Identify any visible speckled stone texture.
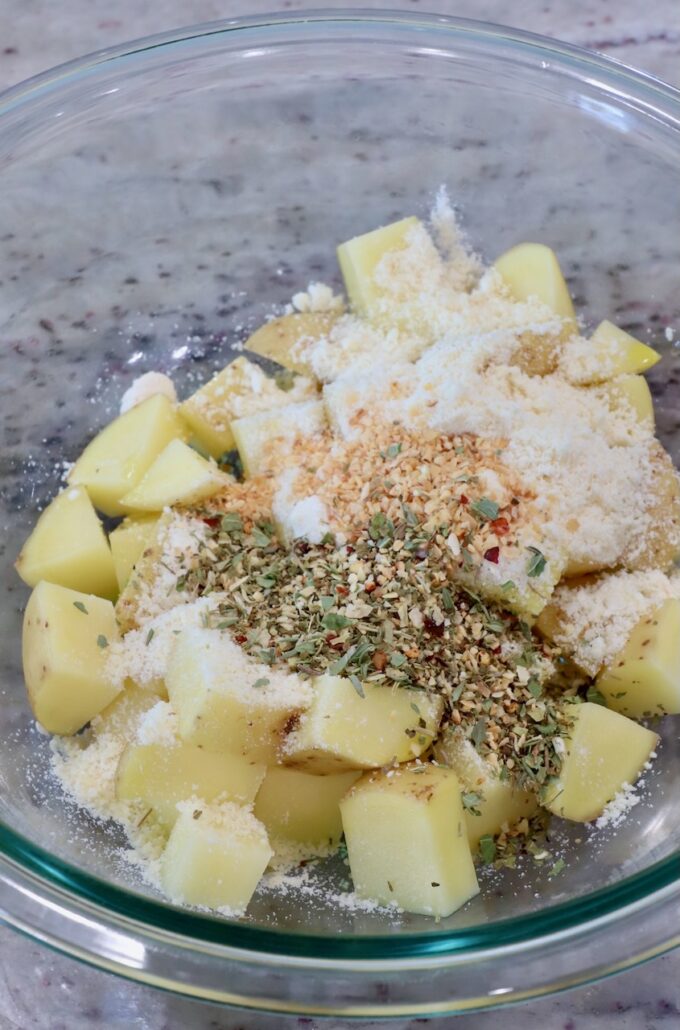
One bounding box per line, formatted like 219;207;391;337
0;2;679;1028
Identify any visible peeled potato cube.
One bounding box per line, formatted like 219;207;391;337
589;320;660;380
68;394;186;516
624;443;680;571
603;374;654;427
245;312;338;377
120;439;230;511
109;515;160;591
116;743;266;829
337;216;421;316
15;485;117;599
282;674;444;773
455;546;566;621
231;399;326;478
160;801;272;911
494;242;575;325
166;627;312;763
22;581;121;734
597;598;680;717
340;764;479;917
254;767;360;845
179;355;318;459
93;682;161;739
543;702;658;822
434;727;537;849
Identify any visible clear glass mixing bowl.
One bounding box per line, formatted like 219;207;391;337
1;10;680;1018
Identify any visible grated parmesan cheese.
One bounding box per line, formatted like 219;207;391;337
545;570;680;675
135;701;179;746
120;372;177;413
594;782;641;829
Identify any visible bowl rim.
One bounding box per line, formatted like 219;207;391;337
2;4;680;983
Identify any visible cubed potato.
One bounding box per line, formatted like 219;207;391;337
179;355;318;459
340;764;479;917
22;581;121;734
109;515;160;591
166;627;313;763
455;546;566;622
120;439;230;511
231;399;326;478
508;328;563;377
433;727;538;849
68;394;186;516
245;312;338;377
597;598;680;717
624;443;680;570
93;681;160;739
254;766;360;845
15;486;117;599
114;511;207;633
603;374;654;427
543;702;658;822
494;242;576;325
282;674;444;774
588;321;660;382
337;216;420;317
116;743;266;829
160;801;272;911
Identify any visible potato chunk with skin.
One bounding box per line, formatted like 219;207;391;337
16;486;117;599
179;355;318;459
160;800;272;911
597;599;680;718
254;767;360;845
494;242;576;326
245;312;338;377
116;743;266;829
68;394;186;516
340;764;479;917
109;515;159;591
282;674;444;774
337;216;420;317
231;399;327;478
166;627;313;763
434;727;538;849
120;439;231;512
22;582;121;734
543;702;658;822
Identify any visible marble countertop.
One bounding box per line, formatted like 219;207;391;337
1;2;680;1028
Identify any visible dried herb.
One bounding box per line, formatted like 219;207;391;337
73;601;88;614
479;835;497;864
96;634;108;649
470;497;500;522
526;546;547;578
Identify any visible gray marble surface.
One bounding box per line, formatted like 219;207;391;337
1;1;680;1028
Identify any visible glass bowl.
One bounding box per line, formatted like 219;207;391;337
1;9;680;1018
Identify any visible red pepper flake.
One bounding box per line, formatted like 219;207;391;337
372;651;388;671
424;616;445;637
202;515;221;528
336;585;349;596
459;494;469;505
490;517;510;536
483;546;500;564
234;634;248;645
364;581;377;593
